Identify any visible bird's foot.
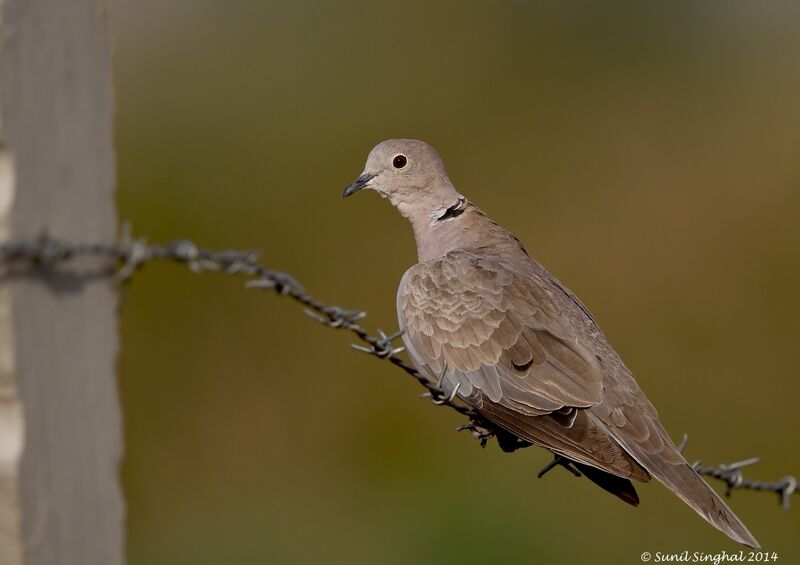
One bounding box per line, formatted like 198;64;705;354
456;419;495;447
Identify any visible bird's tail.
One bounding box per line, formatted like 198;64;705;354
650;458;759;548
605;419;760;548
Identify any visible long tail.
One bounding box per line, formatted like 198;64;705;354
649;457;759;547
599;417;760;548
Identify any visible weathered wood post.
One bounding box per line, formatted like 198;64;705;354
0;1;123;564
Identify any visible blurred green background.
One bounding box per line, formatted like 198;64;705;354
111;2;800;563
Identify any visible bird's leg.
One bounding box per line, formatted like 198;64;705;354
537;454;582;479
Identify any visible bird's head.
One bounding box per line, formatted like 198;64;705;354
343;139;464;222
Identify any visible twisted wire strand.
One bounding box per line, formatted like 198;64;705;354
1;232;795;506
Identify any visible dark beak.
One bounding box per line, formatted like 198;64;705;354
343;172;377;198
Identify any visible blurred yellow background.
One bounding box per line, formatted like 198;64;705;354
111;2;800;563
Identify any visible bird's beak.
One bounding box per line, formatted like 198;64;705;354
343;172;377;198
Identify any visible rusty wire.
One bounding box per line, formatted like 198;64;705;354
0;231;796;507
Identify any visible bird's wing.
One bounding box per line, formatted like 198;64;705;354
398;251;603;416
398;251;651;480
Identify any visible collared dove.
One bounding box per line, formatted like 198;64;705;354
343;139;759;548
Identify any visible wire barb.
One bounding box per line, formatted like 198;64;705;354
537;455;582;479
680;435;797;507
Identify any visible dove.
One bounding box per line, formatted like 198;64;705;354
343;139;759;548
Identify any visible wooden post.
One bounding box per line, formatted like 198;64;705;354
0;1;123;564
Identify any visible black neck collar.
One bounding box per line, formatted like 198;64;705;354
436;197;466;222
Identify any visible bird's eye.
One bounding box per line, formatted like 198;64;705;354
392;154;407;169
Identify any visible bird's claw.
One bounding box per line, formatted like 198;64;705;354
457;420;495;447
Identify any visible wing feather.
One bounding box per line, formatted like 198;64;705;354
398;250;650;481
398;251;603;414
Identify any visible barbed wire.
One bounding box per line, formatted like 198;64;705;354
1;231;796;508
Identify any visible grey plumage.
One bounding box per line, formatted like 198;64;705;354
343;139;759;548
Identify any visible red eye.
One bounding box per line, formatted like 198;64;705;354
392;154;407;169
